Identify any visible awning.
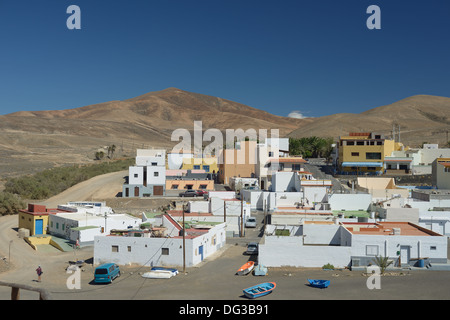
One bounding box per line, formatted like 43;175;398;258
341;162;383;167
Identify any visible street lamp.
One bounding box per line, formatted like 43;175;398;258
8;240;13;265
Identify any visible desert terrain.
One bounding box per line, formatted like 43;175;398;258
0;88;449;183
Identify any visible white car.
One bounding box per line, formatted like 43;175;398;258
245;217;257;228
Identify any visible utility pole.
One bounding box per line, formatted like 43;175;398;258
264;199;267;229
182;202;186;273
223;200;226;223
240;198;244;237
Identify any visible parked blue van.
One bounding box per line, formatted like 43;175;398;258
94;263;121;283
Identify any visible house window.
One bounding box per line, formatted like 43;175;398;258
347;141;354;146
357;141;364;146
445;167;450;173
193;165;201;170
351;152;359;157
292;164;301;171
268;152;274;157
430;246;437;250
366;245;379;256
151;162;157;166
127;246;132;252
366;152;382;160
199;184;207;189
112;245;119;253
162;248;169;255
171;184;179;189
134;174;138;178
154;172;159;177
203;165;210;172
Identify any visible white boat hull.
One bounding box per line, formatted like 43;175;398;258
141;270;173;279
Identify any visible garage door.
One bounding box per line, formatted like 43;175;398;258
153;186;164;196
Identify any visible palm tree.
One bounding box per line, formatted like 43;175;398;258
110;144;116;159
107;144;117;159
372;255;393;274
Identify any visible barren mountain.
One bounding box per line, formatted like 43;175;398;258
288;94;450;147
0;89;448;180
0;87;308;178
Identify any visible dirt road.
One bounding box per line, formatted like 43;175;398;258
37;170;128;208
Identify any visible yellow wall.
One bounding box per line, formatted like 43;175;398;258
24;235;52;250
181;157;219;173
18;212;49;236
339;136;404;173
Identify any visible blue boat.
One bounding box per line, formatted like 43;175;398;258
243;282;276;299
307;279;330;288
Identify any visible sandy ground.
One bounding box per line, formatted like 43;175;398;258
1;171;450;306
2;210;450;303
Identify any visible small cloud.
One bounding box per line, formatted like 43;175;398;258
288;110;310;119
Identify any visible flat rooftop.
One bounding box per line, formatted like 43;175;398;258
342;221;442;236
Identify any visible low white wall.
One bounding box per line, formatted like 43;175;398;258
259;236;352;268
385;208;419;223
328;193;372;211
188;200;210;213
208;191;236;199
303;224;341;245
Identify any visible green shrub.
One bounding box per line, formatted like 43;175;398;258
322;263;335;270
4;158;134;200
0;192;26;215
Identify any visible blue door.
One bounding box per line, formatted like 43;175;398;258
35;219;43;235
199;245;204;261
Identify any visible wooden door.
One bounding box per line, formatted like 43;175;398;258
153;185;164;196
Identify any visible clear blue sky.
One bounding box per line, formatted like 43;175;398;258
1;0;449;118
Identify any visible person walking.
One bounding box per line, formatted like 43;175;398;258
36;265;43;282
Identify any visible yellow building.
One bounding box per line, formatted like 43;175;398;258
18;204;52;236
181;156;219;174
338;132;404;175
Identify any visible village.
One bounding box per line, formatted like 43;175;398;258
3;131;450;301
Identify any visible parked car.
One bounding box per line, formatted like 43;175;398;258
197;190;209;199
245;242;259;255
179;190;203;197
94;263;121;284
245;217;257;228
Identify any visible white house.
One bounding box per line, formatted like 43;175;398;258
93;213;227;267
181;196;251;237
259;221;447;268
123;149;166;197
49;211;142;246
328;193;372;212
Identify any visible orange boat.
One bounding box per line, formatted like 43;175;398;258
236;261;255;276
